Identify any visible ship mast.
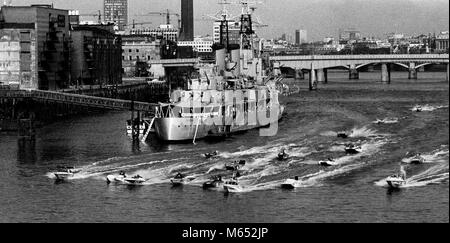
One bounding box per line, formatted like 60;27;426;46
239;1;255;52
208;0;235;50
235;0;265;81
219;1;231;50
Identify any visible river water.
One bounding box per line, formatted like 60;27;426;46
0;71;448;223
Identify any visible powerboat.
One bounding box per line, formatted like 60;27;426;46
53;166;81;181
106;171;127;184
203;151;219;159
386;174;406;189
345;144;362;154
337;131;349;139
225;163;240;171
409;155;425;165
236;160;246;165
126;119;146;135
374;118;399;124
318;159;338;167
374;119;383;124
203;176;224;190
54;171;74;180
170;173;195;186
277;150;289;161
123;175;146;185
281;177;301;189
223;179;243;193
412;105;422;112
224;159;245;171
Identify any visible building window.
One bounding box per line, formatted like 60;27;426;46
20;32;31;41
129;56;132;60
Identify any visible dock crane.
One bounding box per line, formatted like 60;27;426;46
134;9;180;28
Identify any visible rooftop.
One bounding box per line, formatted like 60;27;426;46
1;4;68;12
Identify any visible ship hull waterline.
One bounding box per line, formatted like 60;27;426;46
153;106;285;142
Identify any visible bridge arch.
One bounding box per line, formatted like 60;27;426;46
354;62;436;71
355;62;409;70
341;65;352;70
415;63;432;70
355;63;373;70
393;63;409;69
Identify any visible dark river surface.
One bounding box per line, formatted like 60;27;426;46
0;71;448;223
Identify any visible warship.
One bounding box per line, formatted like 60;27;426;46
153;1;285;142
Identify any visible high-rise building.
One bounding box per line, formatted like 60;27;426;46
179;0;194;41
104;0;128;32
296;29;307;44
0;5;70;90
286;34;293;44
70;24;122;86
213;20;240;45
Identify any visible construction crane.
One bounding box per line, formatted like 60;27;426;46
125;20;153;29
2;0;12;6
1;0;12;7
134;9;180;28
78;10;102;24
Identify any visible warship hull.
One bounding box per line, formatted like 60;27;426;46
154;105;285;142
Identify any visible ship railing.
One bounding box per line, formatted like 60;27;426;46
155;103;223;119
155;105;174;118
181;112;220;118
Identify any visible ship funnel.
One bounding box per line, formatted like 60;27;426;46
229;44;241;77
213;43;226;75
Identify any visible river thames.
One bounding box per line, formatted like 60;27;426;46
0;71;448;223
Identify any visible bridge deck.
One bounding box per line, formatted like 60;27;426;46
269;54;449;70
0;89;159;112
270;54;449;61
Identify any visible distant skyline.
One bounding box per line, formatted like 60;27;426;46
8;0;450;40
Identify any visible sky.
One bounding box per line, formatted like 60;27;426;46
9;0;450;41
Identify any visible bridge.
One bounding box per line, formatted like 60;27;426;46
270;54;449;90
0;89;159;113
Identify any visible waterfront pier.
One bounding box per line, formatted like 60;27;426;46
0;81;167;136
